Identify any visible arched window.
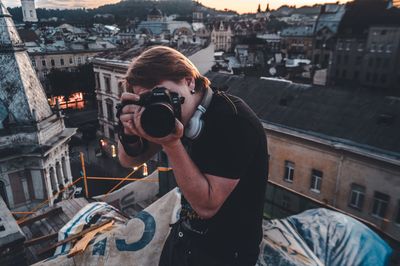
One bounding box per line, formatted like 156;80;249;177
0;181;9;207
55;162;64;188
61;157;68;183
49;167;57;192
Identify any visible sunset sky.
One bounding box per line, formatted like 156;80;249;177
3;0;352;13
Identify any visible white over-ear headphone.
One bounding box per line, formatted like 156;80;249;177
185;87;213;140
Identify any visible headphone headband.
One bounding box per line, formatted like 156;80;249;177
198;87;213;112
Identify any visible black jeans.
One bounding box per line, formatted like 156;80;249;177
159;222;258;266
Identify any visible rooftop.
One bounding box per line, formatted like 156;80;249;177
281;25;315;37
206;72;400;161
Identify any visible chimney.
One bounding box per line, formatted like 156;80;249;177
321;5;326;14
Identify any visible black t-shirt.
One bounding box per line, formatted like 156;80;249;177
180;90;268;259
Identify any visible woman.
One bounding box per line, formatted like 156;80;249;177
118;46;268;266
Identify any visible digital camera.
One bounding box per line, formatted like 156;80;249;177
116;87;185;138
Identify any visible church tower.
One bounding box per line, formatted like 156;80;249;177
193;1;204;23
21;0;38;23
0;0;76;210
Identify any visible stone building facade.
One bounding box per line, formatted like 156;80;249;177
211;22;233;52
0;3;76;210
30;50;105;82
328;0;400;92
281;26;314;59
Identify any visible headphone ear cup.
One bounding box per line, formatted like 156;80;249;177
185;111;203;140
192;119;203;139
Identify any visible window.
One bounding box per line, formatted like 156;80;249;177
357;43;364;52
368;57;373;67
109;127;115;141
104;76;111;93
97;100;103;117
344;55;349;64
51;59;55;67
366;72;371;82
337;41;343;50
95;72;101;90
381;74;387;84
353;71;359;80
69;57;73;64
106;100;114;122
310;169;323;193
336;55;342;64
323;54;329;65
370;43;376;52
375;58;381;68
355;56;362;65
60;58;65;66
283;161;294;182
345;42;351;51
42;60;46;67
117;79;124;98
372;73;378;83
396;201;400;224
78;57;82;64
372;192;390;218
314;54;320;64
386;44;392;53
383;58;390;67
31;59;36;67
349;183;365;210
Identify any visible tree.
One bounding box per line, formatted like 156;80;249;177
47;63;95;103
47;68;76;99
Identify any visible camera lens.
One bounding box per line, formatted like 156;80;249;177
141;103;176;138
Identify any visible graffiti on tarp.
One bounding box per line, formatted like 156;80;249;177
116;211;156;252
120;191;136;215
92;238;107;256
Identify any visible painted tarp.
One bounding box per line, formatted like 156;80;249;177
35;172;392;266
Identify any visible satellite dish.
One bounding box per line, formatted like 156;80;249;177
269;67;277;76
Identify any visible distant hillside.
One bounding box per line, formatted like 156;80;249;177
7;0;236;26
273;4;325;17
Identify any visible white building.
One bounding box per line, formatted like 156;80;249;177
0;3;76;210
211;21;233;52
21;0;38;23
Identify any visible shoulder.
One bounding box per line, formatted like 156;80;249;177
206;91;264;136
206;91;239;117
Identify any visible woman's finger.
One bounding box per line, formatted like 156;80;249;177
120;113;135;123
122;104;139;114
121;92;140;102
